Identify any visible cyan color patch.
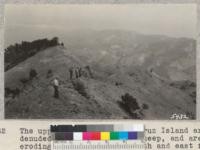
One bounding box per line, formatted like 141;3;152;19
119;132;128;140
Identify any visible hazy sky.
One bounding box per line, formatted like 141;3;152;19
4;4;197;46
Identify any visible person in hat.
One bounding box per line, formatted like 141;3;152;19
52;77;59;98
69;67;73;80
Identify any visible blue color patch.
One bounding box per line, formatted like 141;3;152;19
128;132;137;139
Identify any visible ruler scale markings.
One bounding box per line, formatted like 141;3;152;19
52;143;144;149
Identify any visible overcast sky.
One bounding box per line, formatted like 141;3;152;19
4;4;197;46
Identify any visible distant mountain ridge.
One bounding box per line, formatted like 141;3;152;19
61;30;195;82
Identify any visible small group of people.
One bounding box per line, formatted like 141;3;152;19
69;65;93;80
52;66;83;98
51;65;93;99
69;66;82;80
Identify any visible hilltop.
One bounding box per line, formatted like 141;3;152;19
5;32;196;119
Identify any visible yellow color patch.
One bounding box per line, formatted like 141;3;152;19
101;132;110;140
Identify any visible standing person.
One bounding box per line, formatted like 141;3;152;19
78;67;82;77
69;67;73;80
85;65;93;78
75;67;79;79
53;77;59;98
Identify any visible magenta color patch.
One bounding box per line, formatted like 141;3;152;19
83;132;92;140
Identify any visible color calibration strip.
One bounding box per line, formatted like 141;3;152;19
50;124;144;141
52;131;143;141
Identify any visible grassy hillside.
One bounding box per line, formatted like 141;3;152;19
5;45;196;119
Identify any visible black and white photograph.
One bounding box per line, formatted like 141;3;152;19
4;4;196;119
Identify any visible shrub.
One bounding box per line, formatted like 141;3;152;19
115;82;122;86
189;91;196;99
72;80;89;99
118;93;141;119
46;69;53;78
121;93;140;110
20;78;29;85
142;103;149;110
29;69;37;80
5;87;12;97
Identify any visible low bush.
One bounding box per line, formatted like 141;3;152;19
20;78;29;87
142;103;149;110
72;80;89;99
29;69;38;80
46;69;53;78
118;93;141;119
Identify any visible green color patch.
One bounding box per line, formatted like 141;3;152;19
110;132;119;140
